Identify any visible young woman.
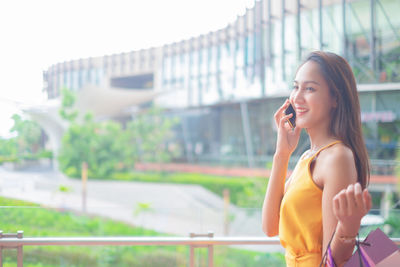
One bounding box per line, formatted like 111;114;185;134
262;51;372;267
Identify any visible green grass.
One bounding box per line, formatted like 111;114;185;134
112;171;268;207
0;197;285;267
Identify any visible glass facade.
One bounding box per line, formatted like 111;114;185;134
157;0;400;171
43;0;400;172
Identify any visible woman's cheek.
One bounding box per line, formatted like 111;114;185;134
289;91;296;102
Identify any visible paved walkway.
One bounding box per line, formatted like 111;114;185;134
0;166;283;252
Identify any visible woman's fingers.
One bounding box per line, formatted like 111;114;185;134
363;189;372;212
293;125;301;135
337;189;348;216
274;99;290;125
345;184;356;216
354;183;364;208
333;195;341;218
334;184;372;223
352;183;372;214
274;100;289;118
354;183;372;215
279;113;293;128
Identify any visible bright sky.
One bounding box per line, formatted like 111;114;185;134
0;0;254;137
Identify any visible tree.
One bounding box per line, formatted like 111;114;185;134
59;88;78;123
0;113;51;164
10;114;42;155
0;138;17;156
125;106;180;164
58;113;98;177
0;138;18;163
57;89;180;179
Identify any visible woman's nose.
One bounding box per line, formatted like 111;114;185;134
291;88;303;104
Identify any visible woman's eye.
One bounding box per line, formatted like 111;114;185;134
306;87;315;91
292;85;299;90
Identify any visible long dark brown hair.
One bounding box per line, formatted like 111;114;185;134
302;51;370;188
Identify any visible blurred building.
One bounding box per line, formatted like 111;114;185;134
38;0;399;175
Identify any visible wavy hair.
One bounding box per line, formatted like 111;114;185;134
302;51;370;188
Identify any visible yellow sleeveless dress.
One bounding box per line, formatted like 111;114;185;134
279;141;341;267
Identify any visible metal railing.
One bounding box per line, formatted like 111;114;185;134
0;231;284;267
1;231;400;267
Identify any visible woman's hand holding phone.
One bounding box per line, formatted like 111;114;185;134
274;99;301;157
284;103;296;129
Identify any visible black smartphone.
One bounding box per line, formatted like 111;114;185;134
284;103;296;129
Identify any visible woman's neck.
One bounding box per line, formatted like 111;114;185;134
307;125;336;152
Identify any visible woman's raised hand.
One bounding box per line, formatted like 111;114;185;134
274;99;301;157
333;183;372;237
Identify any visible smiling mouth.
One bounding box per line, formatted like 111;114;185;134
295;108;308;115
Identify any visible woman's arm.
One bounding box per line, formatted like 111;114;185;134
262;99;301;236
331;183;371;267
320;146;371;266
262;152;290;236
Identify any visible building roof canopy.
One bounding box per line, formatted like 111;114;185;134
75;84;158;118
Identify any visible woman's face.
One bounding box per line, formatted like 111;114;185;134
290;60;336;130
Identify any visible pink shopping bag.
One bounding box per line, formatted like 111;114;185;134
376;250;400;267
344;228;400;267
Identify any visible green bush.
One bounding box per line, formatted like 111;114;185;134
0;114;51;165
37;150;53;159
0;196;284;267
383;210;400;237
133;250;186;267
57;90;179;179
112;171;267;207
0;155;19;164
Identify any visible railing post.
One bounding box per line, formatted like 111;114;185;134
207;244;214;267
223;189;230;236
0;230;3;267
82;161;88;213
189;245;195;267
17;246;23;267
0;230;23;267
189;231;214;267
17;231;23;267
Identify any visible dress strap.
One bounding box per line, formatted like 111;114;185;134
309;140;342;161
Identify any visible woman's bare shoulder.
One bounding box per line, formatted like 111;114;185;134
320;142;354;164
317;142;357;185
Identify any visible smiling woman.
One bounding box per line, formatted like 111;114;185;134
262;51;372;267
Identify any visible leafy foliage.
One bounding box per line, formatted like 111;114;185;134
113;171;267;207
133;202;153;217
10;113;42;154
58;113;129;178
0;197;285;267
59;88;79;122
0;114;51;164
0;138;18;163
125;107;180;163
383;212;400;237
57;89;180;179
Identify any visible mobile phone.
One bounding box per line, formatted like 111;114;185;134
284;103;296;129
